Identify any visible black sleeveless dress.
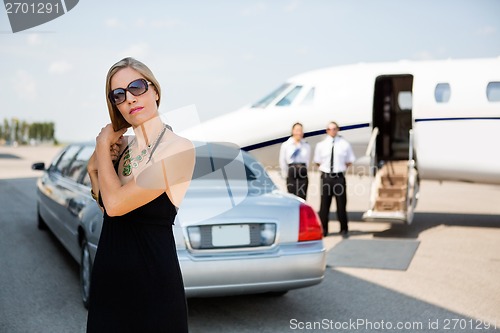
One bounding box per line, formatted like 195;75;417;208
86;162;188;332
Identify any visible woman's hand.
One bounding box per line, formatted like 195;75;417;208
110;136;124;162
96;124;127;148
88;135;123;174
95;124;127;169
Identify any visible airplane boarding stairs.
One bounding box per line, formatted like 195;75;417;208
362;129;419;224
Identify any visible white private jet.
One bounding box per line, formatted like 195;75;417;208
179;57;500;224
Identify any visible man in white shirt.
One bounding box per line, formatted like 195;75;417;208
279;123;311;200
313;121;355;237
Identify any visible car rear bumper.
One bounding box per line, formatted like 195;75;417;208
179;240;326;297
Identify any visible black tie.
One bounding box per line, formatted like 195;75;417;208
330;139;335;173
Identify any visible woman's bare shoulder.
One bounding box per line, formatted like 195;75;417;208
172;135;195;151
156;131;194;154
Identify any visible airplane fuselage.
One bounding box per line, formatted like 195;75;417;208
180;57;500;185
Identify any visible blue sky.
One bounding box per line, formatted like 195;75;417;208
1;0;499;142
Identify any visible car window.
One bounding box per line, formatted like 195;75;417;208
193;157;252;181
47;149;66;172
190;143;276;193
81;172;91;187
66;146;94;182
243;153;274;181
54;145;81;175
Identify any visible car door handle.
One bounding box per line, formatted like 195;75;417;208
68;198;85;216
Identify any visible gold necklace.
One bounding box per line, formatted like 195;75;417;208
122;125;167;177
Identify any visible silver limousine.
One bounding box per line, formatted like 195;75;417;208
33;141;326;308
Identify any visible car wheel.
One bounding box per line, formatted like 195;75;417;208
80;237;92;309
37;205;48;230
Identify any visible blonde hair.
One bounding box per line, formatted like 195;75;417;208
105;57;162;131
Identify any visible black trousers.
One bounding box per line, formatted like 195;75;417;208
319;172;348;235
286;164;308;200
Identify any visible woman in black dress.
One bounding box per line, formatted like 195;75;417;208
86;57;195;332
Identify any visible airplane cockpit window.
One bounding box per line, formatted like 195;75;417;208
300;87;315;105
276;86;302;106
251;83;290;108
486;82;500;102
435;83;451;103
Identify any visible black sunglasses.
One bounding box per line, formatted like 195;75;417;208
108;78;151;105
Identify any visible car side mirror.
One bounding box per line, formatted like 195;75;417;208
32;162;46;171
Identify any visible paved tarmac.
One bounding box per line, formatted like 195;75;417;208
1;145;499;332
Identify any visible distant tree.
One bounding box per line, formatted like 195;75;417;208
3;119;11;142
12;118;20;142
21;121;29;144
48;122;55;141
42;122;49;141
28;121;57;143
0;118;56;145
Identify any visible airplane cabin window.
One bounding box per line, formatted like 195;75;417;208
252;83;290;108
435;83;451;103
276;85;302;107
397;91;412;110
486;82;500;102
300;87;315;105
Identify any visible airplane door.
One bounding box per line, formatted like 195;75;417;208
363;75;420;224
373;75;414;163
373;77;394;161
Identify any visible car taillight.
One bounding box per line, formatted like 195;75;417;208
298;203;323;241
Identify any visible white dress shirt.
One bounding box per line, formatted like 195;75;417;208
279;137;311;178
313;135;355;173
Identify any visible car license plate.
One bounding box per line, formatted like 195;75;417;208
212;225;250;247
